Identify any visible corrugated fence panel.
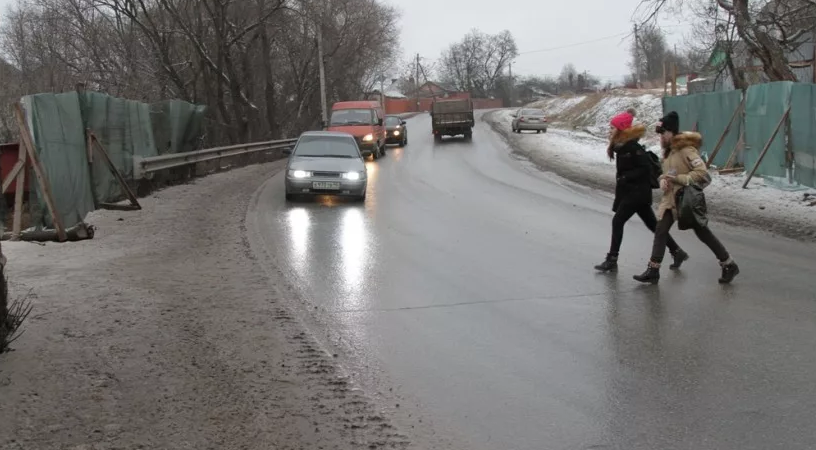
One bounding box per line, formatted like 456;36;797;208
790;83;816;187
743;81;794;178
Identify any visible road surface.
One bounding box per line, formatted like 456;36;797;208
247;113;816;450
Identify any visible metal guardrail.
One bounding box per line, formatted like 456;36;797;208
133;138;297;179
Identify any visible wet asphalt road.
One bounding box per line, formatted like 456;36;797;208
249;113;816;450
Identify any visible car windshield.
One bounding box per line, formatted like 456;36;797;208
330;109;376;126
294;135;359;158
385;116;402;126
521;109;544;116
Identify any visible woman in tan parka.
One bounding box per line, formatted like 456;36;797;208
633;111;740;284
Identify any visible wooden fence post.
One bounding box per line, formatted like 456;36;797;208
14;103;67;242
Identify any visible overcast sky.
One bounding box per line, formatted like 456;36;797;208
381;0;691;83
0;0;690;82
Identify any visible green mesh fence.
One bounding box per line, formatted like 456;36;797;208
23;93;95;229
22;91;206;229
82;92;158;202
790;84;816;187
743;82;793;179
150;100;207;155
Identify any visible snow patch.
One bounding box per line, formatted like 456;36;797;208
492;108;816;227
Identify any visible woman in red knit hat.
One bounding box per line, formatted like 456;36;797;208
594;111;689;273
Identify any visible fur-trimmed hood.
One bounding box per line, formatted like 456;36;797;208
610;124;646;146
670;131;702;151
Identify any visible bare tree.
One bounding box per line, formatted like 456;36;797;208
630;22;669;82
0;0;401;144
558;63;577;90
637;0;816;82
439;29;518;98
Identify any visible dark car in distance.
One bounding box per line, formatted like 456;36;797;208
384;115;408;146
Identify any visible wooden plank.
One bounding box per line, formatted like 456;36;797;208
718;167;744;175
2;160;24;194
11;139;27;241
14;102;67;242
99;203;141;211
706;95;745;168
90;132;141;210
86;131;100;209
743;107;790;189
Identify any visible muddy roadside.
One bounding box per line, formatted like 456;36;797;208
0;162;416;450
483;110;816;242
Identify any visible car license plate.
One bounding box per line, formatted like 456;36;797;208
313;181;340;190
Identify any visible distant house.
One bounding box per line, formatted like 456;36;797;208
367;78;409;100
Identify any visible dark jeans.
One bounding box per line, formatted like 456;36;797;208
610;202;680;256
651;211;730;263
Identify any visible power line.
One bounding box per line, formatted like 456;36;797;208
516;25;686;56
518;32;632;55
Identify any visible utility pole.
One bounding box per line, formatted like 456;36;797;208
508;62;513;106
317;14;328;126
415;53;420;112
633;23;640;88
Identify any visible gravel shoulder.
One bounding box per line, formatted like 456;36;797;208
484;109;816;242
0;162;413;449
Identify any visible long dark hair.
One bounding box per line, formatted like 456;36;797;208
607;129;620;161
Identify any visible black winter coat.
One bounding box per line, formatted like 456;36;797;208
610;125;653;212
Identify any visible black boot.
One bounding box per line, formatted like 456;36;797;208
633;263;660;284
669;249;689;270
594;254;618;272
718;259;740;284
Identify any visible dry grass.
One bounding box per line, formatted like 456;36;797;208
0;265;33;353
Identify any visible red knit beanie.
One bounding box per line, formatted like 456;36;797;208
610;112;633;131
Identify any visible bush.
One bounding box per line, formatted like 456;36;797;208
0;265;32;353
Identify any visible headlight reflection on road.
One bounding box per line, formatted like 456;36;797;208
286;207;310;274
339;208;368;309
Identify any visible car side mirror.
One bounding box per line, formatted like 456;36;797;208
320;120;328;129
282;148;292;155
378;118;383;126
401;120;407;125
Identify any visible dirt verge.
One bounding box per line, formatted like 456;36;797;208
0;162;413;449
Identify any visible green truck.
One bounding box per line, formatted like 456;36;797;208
430;98;474;141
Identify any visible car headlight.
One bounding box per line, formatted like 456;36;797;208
393;130;400;136
289;170;311;178
362;134;374;142
343;172;362;181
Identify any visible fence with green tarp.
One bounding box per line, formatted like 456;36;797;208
663;81;816;188
22;91;206;229
81;92;158;204
743;82;793;179
789;83;816;188
662;90;743;167
150;100;207;155
22;93;96;229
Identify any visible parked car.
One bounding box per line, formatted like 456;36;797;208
327;100;386;159
283;131;368;202
511;108;548;133
384;115;408;146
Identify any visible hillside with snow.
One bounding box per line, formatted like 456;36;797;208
525;90;664;143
